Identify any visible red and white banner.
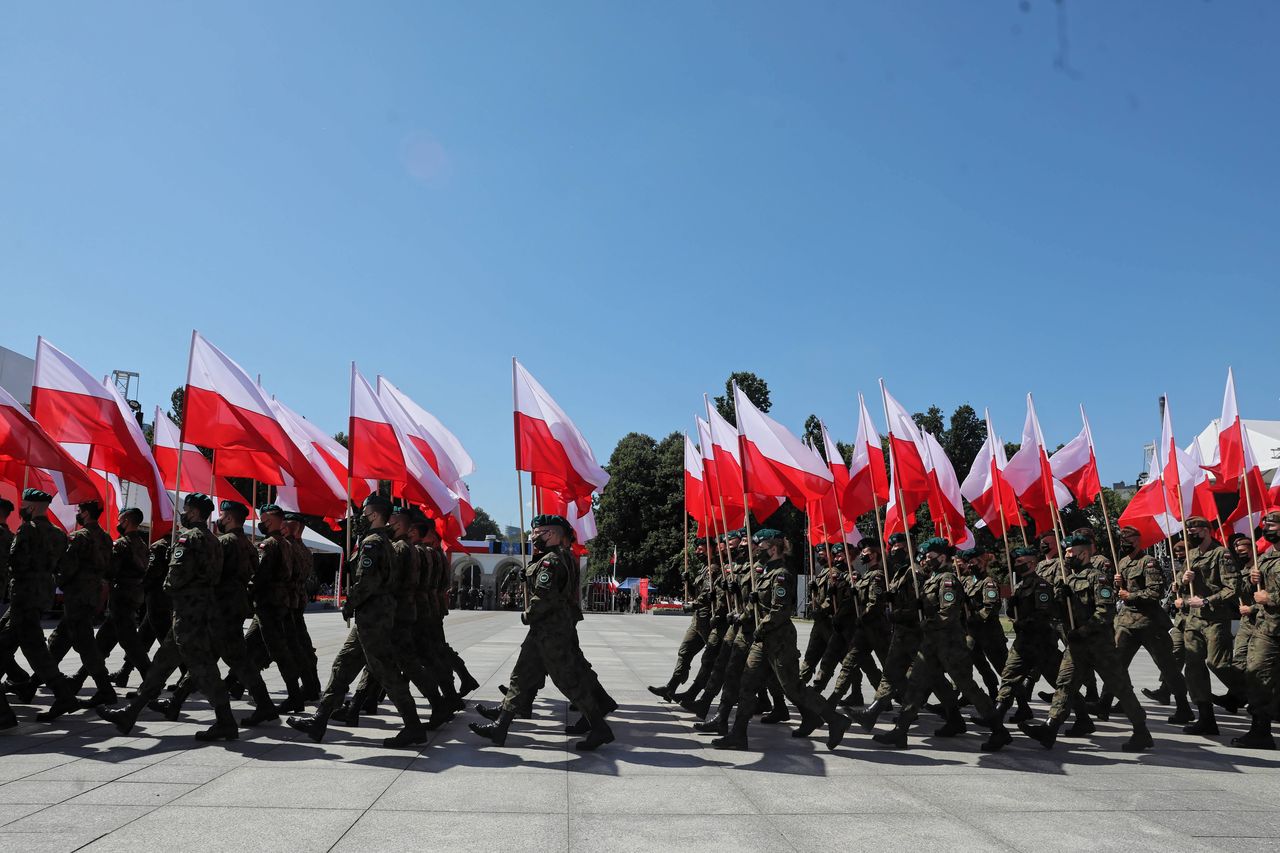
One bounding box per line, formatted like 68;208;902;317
734;383;833;507
683;433;708;529
1003;395;1071;534
844;392;890;520
1160;395;1217;523
266;396;350;519
378;376;475;488
1118;440;1181;548
921;430;973;548
961;409;1022;538
152;406;250;522
513;359;608;514
1049;405;1103;508
704;400;781;524
881;382;931;537
0;382;100;505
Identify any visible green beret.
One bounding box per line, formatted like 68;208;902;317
283;512;305;523
958;548;982;560
728;528;745;540
219;500;249;518
1185;515;1211;528
22;488;53;504
828;543;845;555
859;537;881;550
77;500;103;517
259;503;284;516
716;533;727;543
531;514;572;534
1265;511;1280;524
751;528;782;544
362;494;392;514
887;533;908;545
1012;546;1039;560
1064;533;1095;548
184;493;215;514
120;507;144;525
917;537;953;558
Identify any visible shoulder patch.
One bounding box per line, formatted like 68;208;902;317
1037;591;1050;603
985;588;999;600
775;585;786;599
1098;586;1113;600
178;536;188;545
942;590;956;602
360;556;373;569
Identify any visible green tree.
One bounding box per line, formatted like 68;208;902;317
464;506;501;541
332;431;349;448
169;386;185;427
713;371;770;425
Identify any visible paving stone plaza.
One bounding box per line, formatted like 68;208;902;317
0;609;1276;852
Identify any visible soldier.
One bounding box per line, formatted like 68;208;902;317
287;494;427;747
0;490;79;722
977;546;1057;750
283;513;322;699
1218;532;1256;716
808;543;860;696
153;500;280;727
43;500;116;707
693;529;760;736
712;528;850;751
420;522;479;697
1234;511;1280;749
410;517;468;724
1095;526;1192;724
674;542;729;709
97;493;241;741
824;538;888;710
798;546;837;687
1176;515;1246;735
243;505;306;712
869;538;1003;749
1019;533;1152;752
959;545;1007;700
855;532;929;731
469;514;613;751
69;507;151;694
0;498;12;598
687;534;742;721
650;540;712;701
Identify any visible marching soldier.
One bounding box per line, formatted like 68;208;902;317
869;538;1003;749
287;494;427;747
960;545;1007;700
1019;533;1151;752
649;540;712;701
283;513;322;699
45;500;116;707
243;505;306;713
1234;511;1280;749
798;545;837;687
824;538;888;710
674;542;728;709
855;532;927;731
712;528;850;751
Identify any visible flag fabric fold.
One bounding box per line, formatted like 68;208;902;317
1003;395;1071;534
844;392;890;520
961;409;1022;538
513;360;609;515
734;383;833;508
1049;406;1103;508
0;383;100;504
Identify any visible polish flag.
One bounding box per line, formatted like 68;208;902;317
1227;420;1269;533
378;377;475;488
921;430;971;547
1118;441;1181;548
152;407;250;517
182;332;307;485
684;433;709;530
1004;395;1072;534
880;382;931;537
697;416;745;532
271;396;375;508
1160;396;1217;523
0;383;100;504
350;363;457;518
1049;406;1104;508
734;383;833;507
806;430;862;546
266;397;349;519
844;392;890;520
534;484;597;553
1203;368;1245;492
704;400;782;524
513;360;609;514
962;409;1022;538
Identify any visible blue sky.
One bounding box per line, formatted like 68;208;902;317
2;2;1276;529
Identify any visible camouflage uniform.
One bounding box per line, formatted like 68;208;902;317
76;528;150;685
246;531;303;691
287;534;320;693
46;522;113;690
0;518;75;701
1181;540;1246;705
678;559;728;704
1245;547;1280;721
164;523;228;705
994;569;1059;705
657;562;712;695
1113;549;1186;696
827;559;888;705
963;570;1008;695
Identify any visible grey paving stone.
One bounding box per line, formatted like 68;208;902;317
77;805;363;853
173;765;401;809
569;814;788;853
374;768;567;813
67;781;201;806
333;810;567;853
569;772;757;815
961;809;1218;853
772;812;1010;852
0;779;105;804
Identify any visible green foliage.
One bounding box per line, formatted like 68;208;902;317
169;386;185;427
464;506;501;541
713;371;770;425
332;431;349;448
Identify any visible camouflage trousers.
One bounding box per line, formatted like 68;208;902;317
0;580;69;691
46;580;110;684
1114;615;1185;695
500;611;604;719
1047;633;1144;727
736;620;827;721
896;627;993;728
798;614;834;683
872;622;921;703
829;620;887;702
246;602;302;684
124;591;226;708
668;612;711;686
179;610;266;698
93;585;151;673
1245;623;1280;718
318;595;415;720
1182;615;1246;705
684;616;729;698
995;623;1060;704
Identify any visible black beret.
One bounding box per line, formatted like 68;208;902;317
859;537;881;550
184;493;215;514
0;498;13;513
828;543;845;554
219;500;249;518
1012;546;1039;560
887;533;908;545
1064;533;1095;548
531;514;572;534
22;488;53;504
283;512;305;523
77;500;103;516
362;494;392;514
917;537;953;558
258;503;284;516
1265;511;1280;524
120;507;145;525
751;528;782;544
958;548;982;560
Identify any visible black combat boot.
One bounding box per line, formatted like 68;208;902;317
566;715;591;735
1141;685;1171;705
575;715;615;751
872;723;908;749
286;707;331;743
823;709;851;751
276;680;307;714
854;696;891;731
223;674;245;701
1009;696;1034;724
1166;692;1194;725
711;709;750;750
688;693;713;719
34;679;84;723
1121;721;1154;752
79;683;119;710
300;670;322;702
647;680;677;701
1213;692;1241;715
110;664;134;689
1183;703;1218;736
149;680;193;721
760;703;791;724
455;663;480;698
382;698;428;748
95;701;141;735
693;703;730;736
475;703;504;722
239;681;281;728
195;703;240;742
334;688;367;727
1064;713;1096;738
0;704;17;730
1019;717;1062;749
1090;689;1113;722
469;708;515;746
980;725;1013;752
972;696;1013;729
1230;714;1276;750
933;706;966;737
841;687;865;708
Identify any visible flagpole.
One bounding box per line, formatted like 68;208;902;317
683;437;691;603
726;385;760;625
1163;395;1198;606
987;411;1018;599
878;380;922;607
705;395;746;619
339;476;351;611
1029;393;1075;632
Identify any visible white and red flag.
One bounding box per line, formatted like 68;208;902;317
921;430;973;548
694;416;738;532
266;396;350;520
961;409;1022;538
733;383;833;508
1118;441;1182;548
805;429;861;546
1049;405;1103;508
349;363;457;518
1160;395;1218;523
880;382;931;538
0;383;100;505
1004;394;1071;534
704;400;782;524
1203;368;1245;492
844;392;890;520
513;360;608;515
683;433;709;531
152;407;249;513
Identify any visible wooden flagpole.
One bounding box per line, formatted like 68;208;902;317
878;380;922;607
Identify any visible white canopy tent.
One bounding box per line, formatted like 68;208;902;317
1194;419;1280;484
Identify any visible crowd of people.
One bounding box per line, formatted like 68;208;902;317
650;518;1280;754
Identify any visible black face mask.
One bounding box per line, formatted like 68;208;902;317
116;521;128;535
257;521;270;535
19;507;32;522
75;513;86;529
1066;554;1086;570
1185;531;1204;547
1263;530;1280;544
530;534;548;552
1117;539;1135;556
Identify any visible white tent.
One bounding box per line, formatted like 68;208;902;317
1194;419;1280;483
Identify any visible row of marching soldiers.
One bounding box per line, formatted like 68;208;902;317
651;513;1280;753
0;489;479;747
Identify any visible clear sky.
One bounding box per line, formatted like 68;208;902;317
2;2;1276;530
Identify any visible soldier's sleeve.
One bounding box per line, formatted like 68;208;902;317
938;575;961;622
1129;557;1164;602
979;577;1003;619
166;533;199;591
1204;550;1240;606
756;570;793;633
524;553;565;624
1088;572;1117;632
